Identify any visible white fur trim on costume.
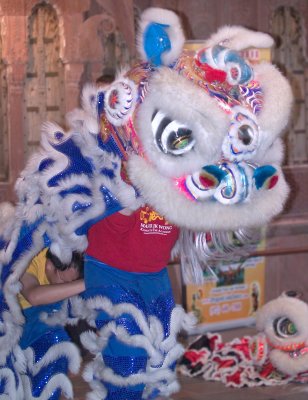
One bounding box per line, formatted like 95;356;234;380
15;117;133;264
24;341;81;375
81;83;102;118
65;108;99;135
40;299;75;327
254;63;293;143
137;7;185;65
270;349;308;376
0;367;22;399
83;360;108;399
68;295;98;326
21;373;74;400
205;25;274;51
0;80;141;398
0;312;23;362
85;296;152;337
18;341;79;398
144;379;181;399
80;295;189;399
128;155;289;231
12;345;27;374
0;220;48;365
85;354;175;386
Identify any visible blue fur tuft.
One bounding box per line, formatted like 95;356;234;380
143;22;171;66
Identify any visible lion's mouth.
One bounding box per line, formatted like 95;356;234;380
289;347;308;359
173;161;279;205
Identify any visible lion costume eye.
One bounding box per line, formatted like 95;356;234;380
151;110;195;155
238;124;254;145
222;107;260;162
274;317;297;338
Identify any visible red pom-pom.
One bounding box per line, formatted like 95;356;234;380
195;59;227;83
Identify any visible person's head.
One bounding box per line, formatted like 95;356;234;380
46;249;84;283
96;74;114;86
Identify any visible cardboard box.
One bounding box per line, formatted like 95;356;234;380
184;40;272;64
185;255;265;333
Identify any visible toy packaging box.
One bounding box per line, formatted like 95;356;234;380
185;41;272;64
185;253;266;333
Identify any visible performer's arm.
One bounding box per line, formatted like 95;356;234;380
20;272;85;306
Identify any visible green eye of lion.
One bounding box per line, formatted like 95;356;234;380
274;317;297;338
168;129;193;151
152;110;195;155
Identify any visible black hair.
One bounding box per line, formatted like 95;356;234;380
96;74;114;85
46;249;84;278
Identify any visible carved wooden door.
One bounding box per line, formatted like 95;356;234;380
0;35;8;182
272;6;308;165
25;3;64;158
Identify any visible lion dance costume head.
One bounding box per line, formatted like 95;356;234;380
97;8;292;232
0;7;292;399
253;292;308;379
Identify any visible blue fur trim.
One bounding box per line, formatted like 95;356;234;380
143;22;171;66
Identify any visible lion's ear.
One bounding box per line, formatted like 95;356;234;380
137;7;185;66
204;25;274;51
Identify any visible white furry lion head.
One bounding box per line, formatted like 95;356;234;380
84;7;292;231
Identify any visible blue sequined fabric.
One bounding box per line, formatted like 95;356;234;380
95;290;175;399
104;383;144;400
25;329;70;399
104;352;147;377
148;289;175;338
91;284;175;398
83;258;179;399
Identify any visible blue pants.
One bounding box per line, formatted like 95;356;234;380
83;256;177;400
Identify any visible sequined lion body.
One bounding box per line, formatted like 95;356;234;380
0;7;292;400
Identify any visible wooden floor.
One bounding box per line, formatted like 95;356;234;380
65;327;308;400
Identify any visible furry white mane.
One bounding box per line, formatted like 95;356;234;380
205;25;274;50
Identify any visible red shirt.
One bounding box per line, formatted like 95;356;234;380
86;206;179;272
